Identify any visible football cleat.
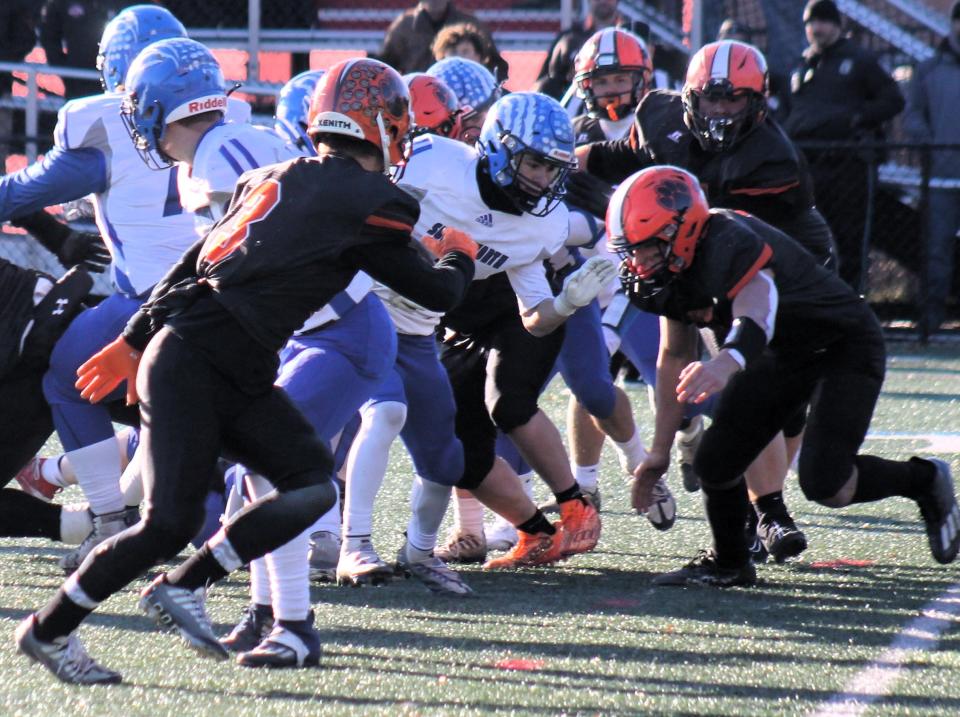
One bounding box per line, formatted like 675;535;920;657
639;478;676;531
756;513;807;563
559;497;601;556
59;506;140;575
220;603;274;654
653;550;757;588
139;575;228;660
482;528;565;570
336;538;394;587
237;613;321;669
307;530;341;583
917;458;960;564
676;415;703;492
539;485;602;515
435;529;487;564
484;514;519;552
15;614;122;685
14;457;62;502
745;510;768;564
395;541;474;596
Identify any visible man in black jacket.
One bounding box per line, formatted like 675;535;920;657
783;0;904;291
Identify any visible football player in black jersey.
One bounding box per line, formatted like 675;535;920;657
15;59;478;685
572;39;841;563
608;166;959;587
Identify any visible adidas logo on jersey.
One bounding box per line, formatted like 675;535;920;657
475;213;493;228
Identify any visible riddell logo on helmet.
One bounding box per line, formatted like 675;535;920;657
188;96;227;114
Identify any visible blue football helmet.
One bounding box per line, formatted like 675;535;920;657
479;92;577;217
121;38;227;169
274;69;325;155
426;57;501;120
97;5;187;94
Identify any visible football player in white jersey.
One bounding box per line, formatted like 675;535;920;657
0;6;249;573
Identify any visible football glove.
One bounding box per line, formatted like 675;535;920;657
75;336;142;405
552;256;617;316
563;171;614;219
58;230;112;273
421;226;478;261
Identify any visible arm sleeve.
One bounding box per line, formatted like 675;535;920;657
0;146;107;222
585;134;648;184
9;209;69;255
346;240;475;313
121;235;207;351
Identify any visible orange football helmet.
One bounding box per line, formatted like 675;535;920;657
606;166;710;297
403;72;462;139
682;40;768;152
307;58;413;168
574;28;652;121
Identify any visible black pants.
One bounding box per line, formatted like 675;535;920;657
76;328;335;604
441;312;565;489
0;359;53;484
694;323;887;502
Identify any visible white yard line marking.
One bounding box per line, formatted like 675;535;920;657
864;432;960;454
810;584;960;717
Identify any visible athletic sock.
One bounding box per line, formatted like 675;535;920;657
518;471;535;500
0;489;61;539
573;464;599;491
612;429;648;474
452;490;485;535
516;510;556;536
41;457;69;488
702;478;750;566
265;529;311;622
249;556;272;607
307;479;341;536
553;484;583;505
851;455;935;504
753;490;788;520
406;476;451;554
66;438;124;515
34;588;94;642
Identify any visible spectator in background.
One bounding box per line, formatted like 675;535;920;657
904;0;960;333
39;0;127;100
0;0;37;170
783;0;904;292
379;0;494;76
534;0;620;100
432;22;508;82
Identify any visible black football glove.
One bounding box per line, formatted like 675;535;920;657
564;170;614;219
58;230;111;273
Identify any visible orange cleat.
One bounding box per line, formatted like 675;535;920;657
559;497;601;557
482;527;565;570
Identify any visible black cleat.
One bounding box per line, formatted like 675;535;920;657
220;603;274;654
917;458;960;564
237;612;321;669
139;575;228;660
653;550;757;587
756;514;807;563
15;615;122;685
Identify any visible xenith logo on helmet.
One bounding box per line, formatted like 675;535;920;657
315;118;353;129
187;96;227;114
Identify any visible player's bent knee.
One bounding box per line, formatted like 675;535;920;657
363;400;407;436
489;397;538;434
455;452;496;490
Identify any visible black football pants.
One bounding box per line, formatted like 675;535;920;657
74;327;336;604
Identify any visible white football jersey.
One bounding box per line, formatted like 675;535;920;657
179;121;301;236
376;135;569;336
52;95;252;297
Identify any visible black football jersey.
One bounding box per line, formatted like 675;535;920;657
634;210;873;356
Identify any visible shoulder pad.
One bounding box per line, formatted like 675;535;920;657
54;95;121;152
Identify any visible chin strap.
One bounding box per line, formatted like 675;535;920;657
375;112;391;176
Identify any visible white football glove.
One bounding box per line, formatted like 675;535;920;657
552;256;617;317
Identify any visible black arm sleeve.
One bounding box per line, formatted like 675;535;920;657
10;210;69;255
346;240;475;313
121;235;207;351
585;135;648;185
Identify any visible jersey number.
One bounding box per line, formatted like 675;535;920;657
201;179;281;265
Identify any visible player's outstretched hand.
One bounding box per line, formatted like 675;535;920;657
632;451;669;514
76;336;142;405
59;231;112;273
553;256;616;316
676;353;741;404
422;227;478;261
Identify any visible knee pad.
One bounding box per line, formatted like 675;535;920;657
455;448;496;491
488;392;538;434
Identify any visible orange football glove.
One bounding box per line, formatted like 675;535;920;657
421;226;478;261
75;336;142;405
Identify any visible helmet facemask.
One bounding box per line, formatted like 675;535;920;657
579;69;649;121
487;130;575;217
683;78;766;152
121;93;174;170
